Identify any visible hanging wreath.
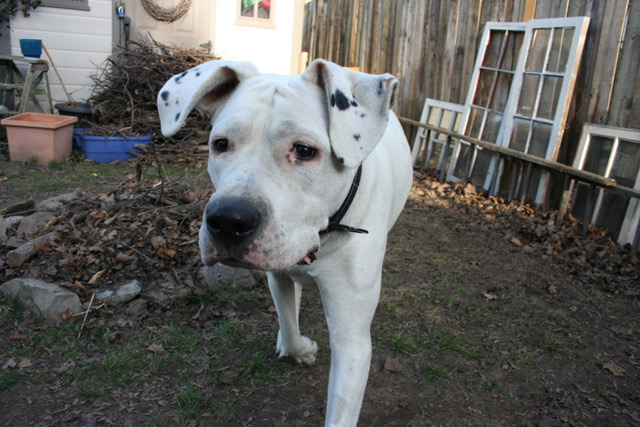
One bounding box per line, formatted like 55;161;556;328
140;0;192;23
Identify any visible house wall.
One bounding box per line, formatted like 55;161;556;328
213;0;305;75
9;0;113;105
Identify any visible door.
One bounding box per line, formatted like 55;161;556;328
119;0;212;50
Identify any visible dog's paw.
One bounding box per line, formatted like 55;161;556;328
276;331;318;366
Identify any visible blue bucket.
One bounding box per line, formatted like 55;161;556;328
74;130;151;163
19;39;43;58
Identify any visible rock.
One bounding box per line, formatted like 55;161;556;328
125;298;149;318
198;264;256;291
0;216;6;245
16;212;56;239
35;189;83;212
6;232;59;267
4;215;23;230
0;199;35;216
94;280;141;305
145;287;191;307
0;278;82;322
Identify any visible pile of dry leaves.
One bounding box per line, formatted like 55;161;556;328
410;171;639;296
1;175;211;300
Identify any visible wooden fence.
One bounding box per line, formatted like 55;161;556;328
302;0;639;160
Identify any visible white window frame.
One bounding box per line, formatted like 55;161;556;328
447;17;590;203
411;98;464;172
236;0;275;29
571;124;640;245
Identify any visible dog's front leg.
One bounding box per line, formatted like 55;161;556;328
318;271;382;427
267;272;318;365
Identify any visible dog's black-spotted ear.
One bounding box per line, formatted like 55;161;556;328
157;60;259;137
301;59;398;168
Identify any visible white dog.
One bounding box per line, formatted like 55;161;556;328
158;59;413;426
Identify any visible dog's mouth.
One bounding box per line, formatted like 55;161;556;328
297;246;319;266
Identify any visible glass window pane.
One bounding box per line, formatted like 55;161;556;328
594;192;627;238
483;30;505;68
538;75;563;120
427;107;441;126
258;0;270;19
611;140;640;187
473;69;494;107
482;112;503;143
529;121;552;157
491;72;513;112
241;0;254;17
517;73;540;117
583;135;613;175
453;112;463;132
465;107;484;139
470;150;492;185
441;110;454;129
547;28;574;73
502;31;525;71
509;117;531;152
526;29;551;72
453;143;473;178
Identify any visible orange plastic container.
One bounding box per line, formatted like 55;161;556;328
1;112;78;165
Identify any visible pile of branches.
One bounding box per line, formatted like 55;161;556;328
88;37;219;144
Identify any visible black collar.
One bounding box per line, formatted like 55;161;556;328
320;165;368;235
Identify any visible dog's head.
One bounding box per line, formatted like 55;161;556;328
157;59;398;270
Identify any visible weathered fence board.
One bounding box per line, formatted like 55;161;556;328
303;0;639;152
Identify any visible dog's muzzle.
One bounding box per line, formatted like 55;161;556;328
205;198;262;246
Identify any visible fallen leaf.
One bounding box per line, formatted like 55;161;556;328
2;358;17;369
548;285;558;294
510;236;523;247
602;361;625;377
17;358;32;368
59;309;74;321
9;332;26;340
483;292;498;301
219;370;238;385
147;344;168;355
88;269;106;285
383;358;402;373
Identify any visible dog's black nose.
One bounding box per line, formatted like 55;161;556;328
205;200;261;245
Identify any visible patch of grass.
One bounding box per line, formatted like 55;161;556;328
420;363;457;383
481;380;506;394
420;327;471;354
391;334;420;355
210;319;244;344
78;381;107;399
2;295;24;319
174;384;207;419
0;370;22;392
243;351;284;381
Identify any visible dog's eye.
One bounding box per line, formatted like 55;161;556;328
293;143;316;160
212;138;229;153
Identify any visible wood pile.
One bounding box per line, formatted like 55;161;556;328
87;38;219;144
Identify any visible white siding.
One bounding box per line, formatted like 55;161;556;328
213;0;304;75
10;0;112;105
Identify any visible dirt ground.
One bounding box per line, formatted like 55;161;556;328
0;161;639;426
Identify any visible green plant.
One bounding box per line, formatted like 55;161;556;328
0;0;42;34
174;385;206;419
0;370;21;392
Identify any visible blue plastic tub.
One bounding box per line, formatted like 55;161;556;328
74;130;151;163
19;39;42;58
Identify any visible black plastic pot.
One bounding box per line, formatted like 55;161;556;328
55;102;93;128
